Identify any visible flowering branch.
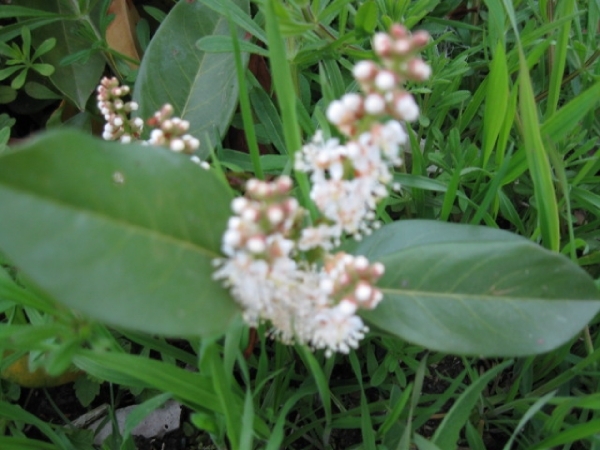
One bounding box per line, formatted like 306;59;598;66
95;24;430;356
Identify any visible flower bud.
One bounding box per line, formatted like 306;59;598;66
394;94;419;122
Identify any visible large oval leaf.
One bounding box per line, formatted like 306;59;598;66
133;0;249;157
355;221;600;356
0;130;238;336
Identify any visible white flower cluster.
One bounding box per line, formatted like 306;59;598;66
96;78;206;167
146;104;200;154
213;177;385;356
215;25;430;356
96;77;143;143
295;24;430;242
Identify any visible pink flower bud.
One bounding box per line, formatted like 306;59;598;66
326;100;346;125
170;139;185;152
375;70;396;91
352;60;376;81
246;236;266;254
354;282;372;302
408;59;431;81
393;39;411;55
373;32;392;56
394;94;419;122
390;24;408;39
411;30;430;48
364;93;386;115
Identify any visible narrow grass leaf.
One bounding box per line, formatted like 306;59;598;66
481;0;506;47
433;360;513;449
414;434;443;450
229;14;262;178
545;0;575;117
542;81;600;143
482;41;508;169
518;52;560;251
239;389;255;450
198;0;266;42
0;437;60;450
196;35;269;56
502;391;557;450
120;393;173;444
349;351;376;450
531;419;600;449
207;344;241;449
0;402;74;450
298;346;332;428
465;421;486;450
398;355;427;450
378;384;413;437
262;0;313;212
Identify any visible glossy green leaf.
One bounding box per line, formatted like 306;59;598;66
133;0;249;157
196;35;269;57
356;220;600;356
14;0;106;110
0;130;238;337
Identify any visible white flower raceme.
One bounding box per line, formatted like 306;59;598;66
96;77;143;143
96;78;206;167
214;25;430;356
213;176;385;356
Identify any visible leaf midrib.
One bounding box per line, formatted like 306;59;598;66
0;183;222;259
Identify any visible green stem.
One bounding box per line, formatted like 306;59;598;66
228;15;263;179
264;0;316;219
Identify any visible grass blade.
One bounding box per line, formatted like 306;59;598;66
518;51;560;251
432;360;513;449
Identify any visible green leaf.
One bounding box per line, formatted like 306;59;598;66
355;0;378;36
0;66;24;81
74;350;225;413
10;68;28;90
198;0;267;43
120;393;172;443
0;129;239;337
0;437;61;450
32;36;56;59
0;402;74;450
133;0;249;157
432;360;513;449
32;62;55;76
518;51;560;251
74;375;101;407
0;41;20;59
356;220;600;356
0;5;62;19
481;41;508;169
14;0;106;110
24;81;61;100
196;35;269;57
0;86;17;104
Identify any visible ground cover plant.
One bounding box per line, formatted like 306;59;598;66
0;0;599;448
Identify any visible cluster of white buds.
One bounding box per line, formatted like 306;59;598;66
295;25;430;243
96;79;207;167
96;77;144;143
146;104;200;154
213;176;385;356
